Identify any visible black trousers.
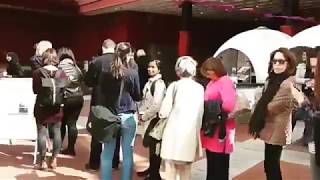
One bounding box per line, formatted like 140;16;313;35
148;139;162;179
61;96;84;151
206;150;230;180
88;131;121;169
142;117;162;179
264;143;283;180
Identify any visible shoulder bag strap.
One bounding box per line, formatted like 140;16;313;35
39;68;50;78
118;79;124;107
172;82;178;105
74;63;83;77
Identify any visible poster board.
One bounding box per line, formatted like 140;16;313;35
0;78;37;164
0;78;37;140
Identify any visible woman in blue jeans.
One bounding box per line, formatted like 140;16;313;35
102;113;137;180
99;42;141;180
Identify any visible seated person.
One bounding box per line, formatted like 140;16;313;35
5;52;24;77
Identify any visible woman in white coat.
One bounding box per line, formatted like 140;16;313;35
159;56;204;180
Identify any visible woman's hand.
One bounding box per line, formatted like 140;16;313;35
290;83;305;106
138;114;145;122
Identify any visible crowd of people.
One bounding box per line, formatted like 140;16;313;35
2;38;320;180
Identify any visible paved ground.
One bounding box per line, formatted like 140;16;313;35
0;97;312;179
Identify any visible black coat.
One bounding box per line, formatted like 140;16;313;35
202;100;228;139
7;60;24;77
85;53;141;114
6;52;24;77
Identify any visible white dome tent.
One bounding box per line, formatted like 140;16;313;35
214;27;291;83
287;25;320;49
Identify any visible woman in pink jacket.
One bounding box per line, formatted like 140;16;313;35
200;57;237;180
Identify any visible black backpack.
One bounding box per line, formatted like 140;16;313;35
150;79;167;97
150;80;157;97
38;68;66;107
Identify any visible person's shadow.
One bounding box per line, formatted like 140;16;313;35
15;171;87;180
0;141;98;180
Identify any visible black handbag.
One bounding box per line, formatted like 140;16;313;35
87;80;124;143
89;105;121;143
202;100;228;138
142;116;160;147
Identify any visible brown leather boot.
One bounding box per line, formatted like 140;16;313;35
47;156;57;169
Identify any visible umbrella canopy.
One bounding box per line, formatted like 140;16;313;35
287;25;320;49
214;26;291;83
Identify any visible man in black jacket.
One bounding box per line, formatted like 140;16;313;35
85;39;120;170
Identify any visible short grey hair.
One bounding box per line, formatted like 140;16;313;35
36;40;52;56
175;56;197;77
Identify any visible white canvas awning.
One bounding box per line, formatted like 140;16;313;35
214;27;291;83
287;25;320;49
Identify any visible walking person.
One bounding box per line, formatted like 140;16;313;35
58;47;84;156
200;57;237;180
249;48;301;180
159;56;204;180
137;60;166;180
32;48;67;170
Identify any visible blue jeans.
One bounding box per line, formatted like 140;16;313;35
101;113;137;180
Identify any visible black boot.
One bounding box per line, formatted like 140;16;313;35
137;168;149;177
61;148;76;156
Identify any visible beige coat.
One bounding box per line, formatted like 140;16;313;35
159;78;204;162
259;76;300;146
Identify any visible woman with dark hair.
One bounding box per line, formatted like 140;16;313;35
58;47;84;156
249;47;301;180
5;52;24;77
138;60;166;180
100;42;141;180
200;57;237;180
310;47;320;180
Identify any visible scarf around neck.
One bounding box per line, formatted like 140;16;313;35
249;72;289;138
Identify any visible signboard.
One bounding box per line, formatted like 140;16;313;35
0;78;37;163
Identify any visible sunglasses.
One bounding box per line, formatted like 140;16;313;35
272;59;287;65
